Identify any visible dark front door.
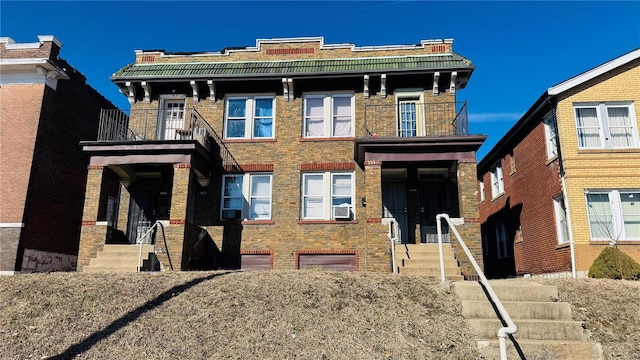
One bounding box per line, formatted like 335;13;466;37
127;177;160;244
382;176;409;244
419;177;450;243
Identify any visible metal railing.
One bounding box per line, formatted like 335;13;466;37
364;101;468;138
97;108;242;173
387;219;401;274
436;213;517;360
136;220;173;272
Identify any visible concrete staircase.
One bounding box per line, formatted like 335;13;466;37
453;280;602;359
394;243;463;280
81;244;156;273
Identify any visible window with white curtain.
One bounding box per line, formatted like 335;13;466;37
225;96;274;139
221;173;273;220
574;103;638;149
490;163;504;198
544;112;559;159
586;190;640;241
553;195;570;244
302;172;354;219
303;94;354;138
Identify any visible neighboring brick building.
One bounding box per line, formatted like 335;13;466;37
78;37;486;274
0;35;116;273
478;48;640;278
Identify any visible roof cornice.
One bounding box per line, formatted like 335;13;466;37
548;48;640;95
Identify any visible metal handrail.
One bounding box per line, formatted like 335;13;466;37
387;219;400;274
436;213;517;360
136;221;173;272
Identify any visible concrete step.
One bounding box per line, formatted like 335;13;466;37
398;273;464;281
400;258;459;267
100;244;154;253
88;257;144;267
461;300;573;320
477;339;602;360
395;244;452;253
81;266;139;273
452;281;559;302
469;319;587;341
397;264;461;274
395;251;457;261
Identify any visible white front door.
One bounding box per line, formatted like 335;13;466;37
161;100;185;140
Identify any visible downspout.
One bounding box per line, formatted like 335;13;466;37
549;102;578;279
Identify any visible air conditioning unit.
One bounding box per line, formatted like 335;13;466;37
332;205;351;220
221;209;242;220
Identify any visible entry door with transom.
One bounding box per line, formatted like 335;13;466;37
398;99;423;137
160;100;186;140
127;177;160;244
382;172;409;244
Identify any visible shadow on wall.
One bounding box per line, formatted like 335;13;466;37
482;197;522;279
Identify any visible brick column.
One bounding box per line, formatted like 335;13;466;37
77;166;107;269
159;164;191;270
455;160;484;277
364;160;390;272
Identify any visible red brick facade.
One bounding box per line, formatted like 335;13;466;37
0;36;116;272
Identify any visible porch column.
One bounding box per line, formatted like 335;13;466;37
364;160;390;272
160;163;192;270
455;160;484;276
77;165;107;270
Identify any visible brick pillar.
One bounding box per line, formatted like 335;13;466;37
77;166;108;269
455;160;484;277
159;164;191;270
364;160;390;272
364;161;383;220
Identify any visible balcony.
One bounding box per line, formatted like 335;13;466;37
363;101;468;138
355;101;485;167
96;108;240;173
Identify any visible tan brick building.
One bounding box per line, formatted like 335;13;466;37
78;37;486;274
0;36;116;273
478;48;640;278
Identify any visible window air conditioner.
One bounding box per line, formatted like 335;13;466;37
221;209;242;220
332;205;351;220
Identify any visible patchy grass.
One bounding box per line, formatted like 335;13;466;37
539;278;640;360
0;271;479;360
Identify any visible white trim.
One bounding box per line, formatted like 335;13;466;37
0;223;24;228
134;37;455;58
548;48;640;95
96;221;109;226
0;271;17;276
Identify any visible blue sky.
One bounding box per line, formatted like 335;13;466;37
2;1;639;159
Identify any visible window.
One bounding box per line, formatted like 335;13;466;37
159;97;186;140
586;190;640;242
221;174;273;220
490;164;504;198
479;181;485;202
553;195;570;244
544;112;559;158
495;223;508;259
302;172;354;219
225;96;274;139
303;94;354;137
575;102;638;149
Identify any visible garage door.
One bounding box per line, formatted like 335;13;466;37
241;254;272;270
298;254;357;271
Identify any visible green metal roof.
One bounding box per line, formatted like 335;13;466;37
112;54;473;80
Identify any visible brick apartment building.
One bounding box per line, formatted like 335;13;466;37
0;36;116;273
78;37;486;274
478;48;640;278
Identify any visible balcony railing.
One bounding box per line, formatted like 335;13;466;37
363;101;468;138
97;108;241;173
